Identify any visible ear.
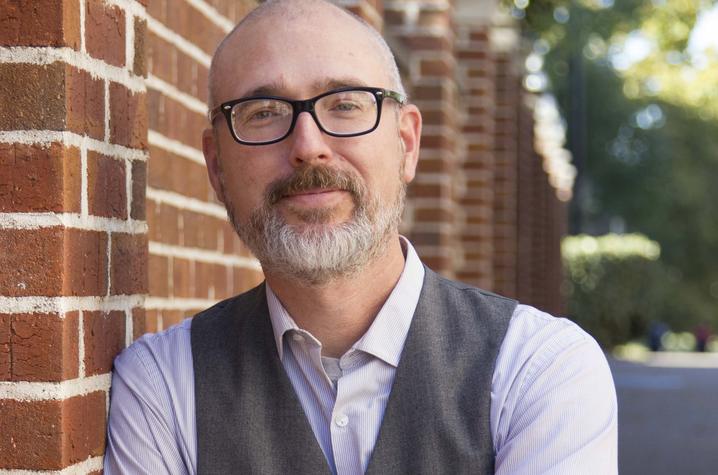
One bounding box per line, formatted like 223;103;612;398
202;128;226;204
397;104;422;183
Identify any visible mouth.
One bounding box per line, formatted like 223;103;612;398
281;188;348;207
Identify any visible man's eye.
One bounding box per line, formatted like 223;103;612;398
332;101;361;112
249;109;280;121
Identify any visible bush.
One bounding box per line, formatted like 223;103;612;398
562;234;670;348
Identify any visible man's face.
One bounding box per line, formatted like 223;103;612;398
203;7;421;282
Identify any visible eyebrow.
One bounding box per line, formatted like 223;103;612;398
241;77;370;99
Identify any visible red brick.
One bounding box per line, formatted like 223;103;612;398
87;152;127;218
0;63;104;138
4;312;79;382
65;66;105;140
109;83;147;149
144;309;159;334
131;160;147;220
0;228;63;296
168;1;225;55
0;62;66;131
110;233;148;295
160;310;184;329
148;146;210;202
171;257;192;297
0;392;105;470
420;58;452;77
0;143;81;213
132;307;146;341
0;0;80;48
84;310;125;376
85;0;126;67
0;398;62;469
148;254;169;297
147;31;174;85
134;18;148;77
63;229;109;296
402;35;451;51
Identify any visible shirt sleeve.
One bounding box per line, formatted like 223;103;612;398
493;307;618;475
104;338;193;475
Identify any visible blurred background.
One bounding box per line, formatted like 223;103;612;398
515;0;718;472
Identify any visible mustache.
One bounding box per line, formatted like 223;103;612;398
265;165;365;205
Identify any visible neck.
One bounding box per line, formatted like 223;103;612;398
264;235;406;358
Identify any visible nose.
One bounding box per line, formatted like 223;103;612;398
287;111;333;167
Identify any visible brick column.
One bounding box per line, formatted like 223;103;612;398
385;0;460;276
454;0;496;289
1;0;147;471
142;0;262;334
490;14;521;298
333;0;384;28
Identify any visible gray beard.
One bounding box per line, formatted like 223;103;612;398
223;165;406;286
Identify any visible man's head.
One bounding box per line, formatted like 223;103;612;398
202;0;422;285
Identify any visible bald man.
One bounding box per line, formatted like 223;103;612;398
105;1;617;474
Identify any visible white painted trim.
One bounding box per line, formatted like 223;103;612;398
0;456;104;475
0;374;111;401
144;296;222;311
0;130;149;162
146;187;227;219
0;47;145;92
149;241;261;269
0;213;147;234
146;73;207;115
148;130;206;165
0;295;145;315
184;0;235;32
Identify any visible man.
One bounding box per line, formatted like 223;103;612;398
105;1;617;473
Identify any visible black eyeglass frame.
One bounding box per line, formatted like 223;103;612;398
208;86;407;146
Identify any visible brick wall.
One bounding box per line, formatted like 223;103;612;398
0;0;148;471
0;0;571;471
142;0;263;335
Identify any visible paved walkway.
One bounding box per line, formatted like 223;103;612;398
609;353;718;474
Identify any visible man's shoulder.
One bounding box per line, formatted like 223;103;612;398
115;283;266;377
425;268;517;304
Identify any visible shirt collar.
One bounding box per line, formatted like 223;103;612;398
265;236;425;366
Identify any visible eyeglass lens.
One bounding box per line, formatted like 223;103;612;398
230;90;379;143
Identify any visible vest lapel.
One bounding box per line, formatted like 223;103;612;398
192;284;331;475
365;268;515;475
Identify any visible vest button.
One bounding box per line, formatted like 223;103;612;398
334;414;349;427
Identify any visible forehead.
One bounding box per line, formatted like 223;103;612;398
212;8;391;101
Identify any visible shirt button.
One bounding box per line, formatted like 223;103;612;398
292;333;305;343
335;414;349;427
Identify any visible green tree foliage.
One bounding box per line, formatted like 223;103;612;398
517;0;718;329
562;234;673;347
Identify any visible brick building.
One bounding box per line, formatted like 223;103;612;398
0;0;572;471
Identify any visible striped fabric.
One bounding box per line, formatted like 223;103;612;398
105;239;617;475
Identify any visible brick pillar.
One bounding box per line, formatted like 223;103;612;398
454;0;496;289
0;0;147;471
333;0;384;28
143;0;263;333
385;0;460;276
490;14;521;298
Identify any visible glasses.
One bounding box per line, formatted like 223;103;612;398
208;86;406;146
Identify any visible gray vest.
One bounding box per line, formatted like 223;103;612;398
191;268;516;474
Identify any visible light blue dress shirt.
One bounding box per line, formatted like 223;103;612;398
105;239;617;474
